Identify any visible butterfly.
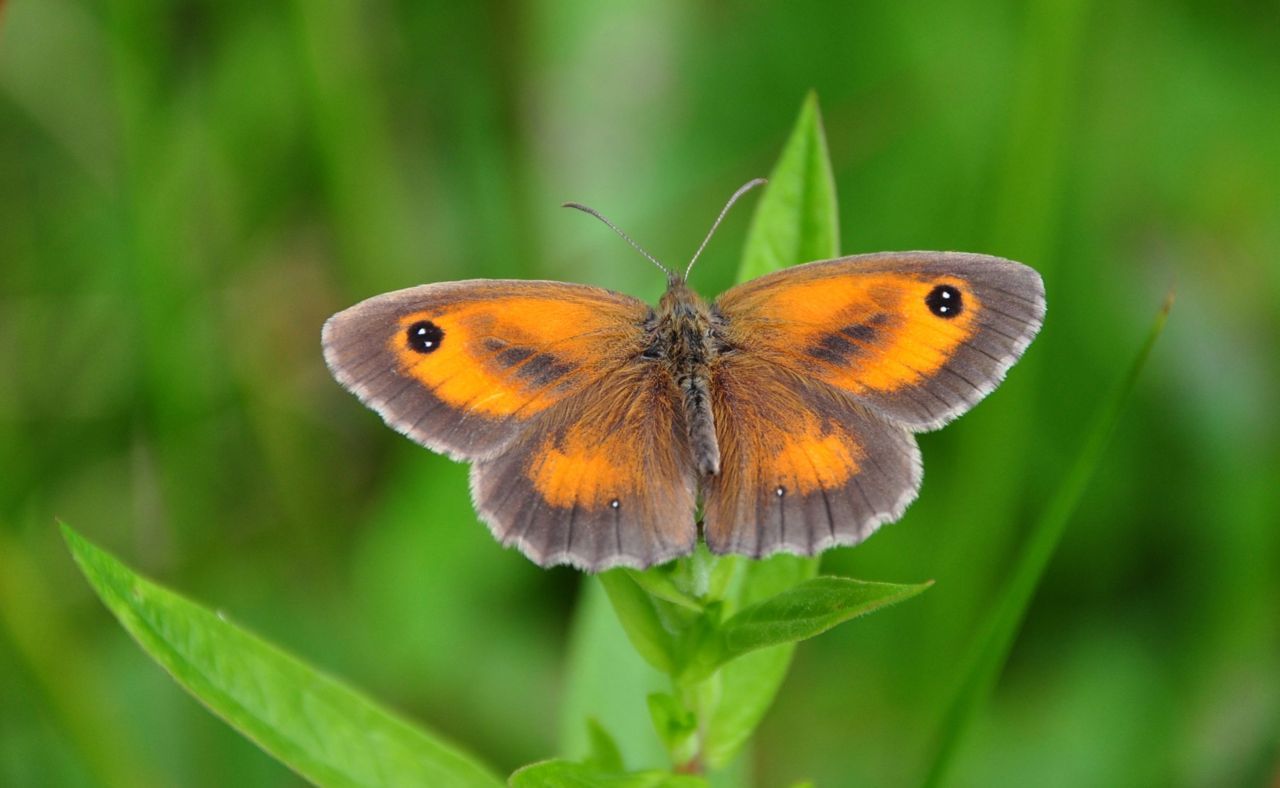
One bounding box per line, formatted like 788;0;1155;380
322;181;1045;571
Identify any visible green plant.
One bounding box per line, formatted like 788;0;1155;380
61;95;1167;786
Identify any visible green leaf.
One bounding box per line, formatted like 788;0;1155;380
598;570;677;675
558;579;669;769
60;524;503;788
715;576;931;669
702;644;793;769
699;575;928;768
624;568;703;613
728;552;820;611
583;718;625;773
510;760;708;788
921;293;1173;788
647;693;698;763
738;91;840;282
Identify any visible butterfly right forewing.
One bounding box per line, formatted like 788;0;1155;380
715;252;1045;430
704;251;1043;556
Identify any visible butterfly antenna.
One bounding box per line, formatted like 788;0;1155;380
684;177;767;281
562;201;674;279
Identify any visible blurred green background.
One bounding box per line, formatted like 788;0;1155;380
2;1;1277;785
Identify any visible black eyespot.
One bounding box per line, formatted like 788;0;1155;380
406;320;444;353
925;284;963;318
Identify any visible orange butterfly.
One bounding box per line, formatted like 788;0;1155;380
323;181;1045;571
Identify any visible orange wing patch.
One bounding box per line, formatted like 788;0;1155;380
716;253;1044;431
704;352;918;558
726;272;980;395
767;412;863;495
526;421;645;509
467;363;696;571
323;280;651;461
391;293;647;419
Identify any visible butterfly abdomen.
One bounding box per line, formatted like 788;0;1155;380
681;367;719;477
658;283;721;477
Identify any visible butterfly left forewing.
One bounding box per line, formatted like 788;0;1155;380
323;279;651;461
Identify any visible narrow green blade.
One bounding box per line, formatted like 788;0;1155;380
922;293;1173;787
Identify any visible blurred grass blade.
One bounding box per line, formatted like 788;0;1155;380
61;524;503;788
0;529;156;787
738;90;839;281
716;577;931;668
510;759;708;788
922;293;1174;788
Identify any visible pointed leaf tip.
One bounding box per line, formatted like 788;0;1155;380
738;94;839;282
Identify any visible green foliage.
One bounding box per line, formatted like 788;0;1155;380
60;525;503;788
716;577;932;669
55;98;930;786
6;2;1277;785
599;569;679;675
510;760;707;788
583;719;626;773
923;294;1173;787
738;91;840;282
582;96;931;780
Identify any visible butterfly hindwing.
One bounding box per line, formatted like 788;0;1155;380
469;362;697;570
714;252;1045;430
704;352;922;556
